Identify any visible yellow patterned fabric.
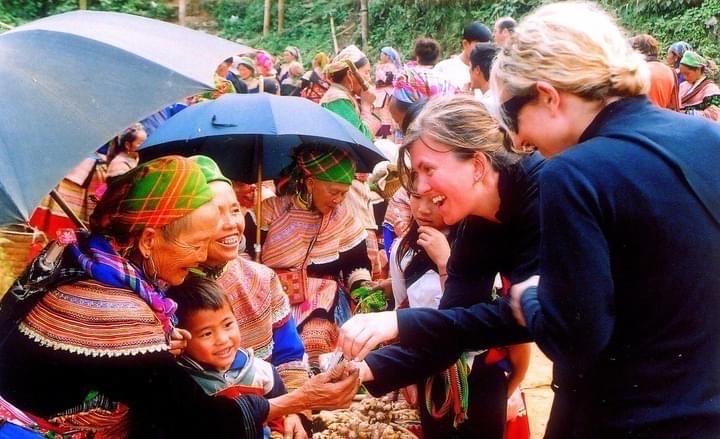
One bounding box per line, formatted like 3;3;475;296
19;280;168;357
261;195;367;271
215;257;309;390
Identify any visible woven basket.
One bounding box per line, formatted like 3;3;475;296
0;225;47;298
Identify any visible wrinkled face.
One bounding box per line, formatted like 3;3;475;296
409;191;445;229
183;303;242;372
232;181;256;208
237;65;253;80
408;137;478;225
206;181;244;266
153;202;220;286
308;178;351;215
125;129;147;153
679;64;701;83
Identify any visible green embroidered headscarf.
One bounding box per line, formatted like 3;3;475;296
91;155;214;244
189;155;232;186
297;148;355;185
277;144;356;196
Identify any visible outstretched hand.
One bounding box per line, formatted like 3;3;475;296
302;361;360;410
337;311;399;361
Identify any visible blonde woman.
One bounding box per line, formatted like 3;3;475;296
340;2;720;437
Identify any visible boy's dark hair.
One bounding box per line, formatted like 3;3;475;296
414;37;441;66
165;274;232;326
470;42;499;81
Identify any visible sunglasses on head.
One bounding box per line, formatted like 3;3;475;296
500;94;535;133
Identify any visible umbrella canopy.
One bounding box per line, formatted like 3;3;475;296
140;93;388;182
0;10;252;226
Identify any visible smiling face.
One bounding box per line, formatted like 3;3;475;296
407;137;480;225
183;302;242;372
409;190;445;229
151;202;220;286
205;181;244;266
307;178;351;215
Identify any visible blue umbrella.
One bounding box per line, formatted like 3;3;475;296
0;10;252;226
140;93;388;182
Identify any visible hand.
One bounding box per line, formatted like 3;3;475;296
168;327;192;356
509;275;539;327
360;89;376;107
400;384;418;408
367;279;393;298
283;414;308;439
337;311;399;361
300;363;360;410
417;226;451;268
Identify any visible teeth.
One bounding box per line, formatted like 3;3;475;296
432;195;446;206
218;236;239;245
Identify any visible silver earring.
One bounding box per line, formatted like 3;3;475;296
143;253;158;284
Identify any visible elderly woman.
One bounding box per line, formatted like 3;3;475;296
339;2;720;438
278;46;302;84
320;45;379;140
189;156;310;436
0;156;359;438
261;144;372;371
678;51;720;121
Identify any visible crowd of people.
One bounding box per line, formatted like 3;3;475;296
0;1;718;438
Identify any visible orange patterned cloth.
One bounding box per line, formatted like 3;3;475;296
261;195;369;286
19;280;167;357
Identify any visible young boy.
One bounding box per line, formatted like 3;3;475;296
166;274;289;438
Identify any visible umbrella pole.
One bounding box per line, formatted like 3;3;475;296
254;151;263;263
50;189;88;230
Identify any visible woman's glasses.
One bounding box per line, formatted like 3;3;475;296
500;94;535;133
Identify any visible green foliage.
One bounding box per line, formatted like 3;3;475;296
0;0;174;26
612;0;720;61
209;0;355;57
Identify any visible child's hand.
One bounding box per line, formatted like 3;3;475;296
283;414;308;439
417;226;451;268
168;328;192;356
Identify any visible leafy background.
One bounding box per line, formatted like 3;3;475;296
1;0;718;67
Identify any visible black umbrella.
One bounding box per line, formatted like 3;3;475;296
140;93;388;260
0;10;252;226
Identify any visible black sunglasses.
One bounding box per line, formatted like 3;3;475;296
500;94;535;133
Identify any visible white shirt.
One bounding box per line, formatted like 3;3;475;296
434;55;470;91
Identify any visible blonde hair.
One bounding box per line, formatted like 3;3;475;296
398;95;522;191
491;1;649;107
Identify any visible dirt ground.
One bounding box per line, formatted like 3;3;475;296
521;344;554;438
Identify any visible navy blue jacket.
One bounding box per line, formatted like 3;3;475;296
373;97;720;437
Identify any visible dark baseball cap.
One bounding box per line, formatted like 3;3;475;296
463;21;492;43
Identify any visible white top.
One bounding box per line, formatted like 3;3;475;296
389;239;443;309
434;55;470;91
